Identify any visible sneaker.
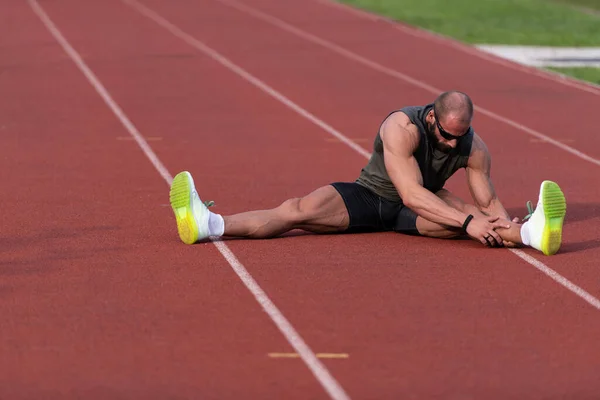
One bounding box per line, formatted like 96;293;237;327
169;171;211;244
524;180;567;256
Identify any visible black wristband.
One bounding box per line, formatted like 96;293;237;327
462;214;474;233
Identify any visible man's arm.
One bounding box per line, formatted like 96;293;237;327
381;112;469;228
465;133;510;219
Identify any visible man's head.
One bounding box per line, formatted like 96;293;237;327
425;91;474;153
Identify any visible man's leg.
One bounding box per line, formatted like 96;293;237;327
434;189;524;245
430;188;549;248
412;189;522;246
414;183;567;256
169;171;350;243
223;185;349;238
411;189;489;239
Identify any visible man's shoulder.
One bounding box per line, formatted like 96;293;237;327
398;103;433;120
465;131;491;167
380;112;421;151
469;131;487;153
381;111;419;133
384;103;432;119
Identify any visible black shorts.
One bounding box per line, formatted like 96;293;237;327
331;182;420;235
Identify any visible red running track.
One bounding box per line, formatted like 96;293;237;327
1;0;600;398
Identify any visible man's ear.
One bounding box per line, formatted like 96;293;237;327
426;109;434;122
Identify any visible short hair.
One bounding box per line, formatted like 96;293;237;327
433;91;473;122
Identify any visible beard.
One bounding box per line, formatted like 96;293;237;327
426;121;454;154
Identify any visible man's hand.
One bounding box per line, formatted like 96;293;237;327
466;216;511;247
500;217;521;248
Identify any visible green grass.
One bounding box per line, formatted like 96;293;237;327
338;0;600;86
546;67;600;85
554;0;600;12
339;0;600;46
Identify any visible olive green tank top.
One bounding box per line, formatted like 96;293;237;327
356;103;474;202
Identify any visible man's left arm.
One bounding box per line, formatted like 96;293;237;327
465;134;511;220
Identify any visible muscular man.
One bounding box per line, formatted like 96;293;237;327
169;91;566;256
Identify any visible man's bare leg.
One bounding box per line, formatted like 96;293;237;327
439;189;525;244
171;172;564;254
170;171;350;243
414;189;523;245
414;189;482;239
411;182;567;256
223;185;349;238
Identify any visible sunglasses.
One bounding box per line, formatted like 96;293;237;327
433;110;471;141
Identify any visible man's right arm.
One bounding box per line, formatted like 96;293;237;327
380;113;469;229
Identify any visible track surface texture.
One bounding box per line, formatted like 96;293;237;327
2;0;599;399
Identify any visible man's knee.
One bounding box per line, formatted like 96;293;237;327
436;188;469;211
415;216;462;239
277;197;306;224
435;188;453;202
276;185;346;226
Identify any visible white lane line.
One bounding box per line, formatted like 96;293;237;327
510;249;600;310
213;0;600;168
29;0;173;185
28;1;350;399
315;0;600;95
130;0;370;160
120;0;600;312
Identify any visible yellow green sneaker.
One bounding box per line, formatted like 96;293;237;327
169;171;211;244
525;180;567;256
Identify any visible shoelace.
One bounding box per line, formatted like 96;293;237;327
523;200;535;221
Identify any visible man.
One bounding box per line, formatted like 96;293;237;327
169;91;566;256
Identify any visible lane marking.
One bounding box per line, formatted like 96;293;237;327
510;249;600;310
117;136;163;141
315;0;600;95
29;1;350;399
325;137;370;143
214;0;600;168
120;0;600;312
269;353;349;359
530;138;574;143
28;1;173;185
316;353;349;359
124;0;370;160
